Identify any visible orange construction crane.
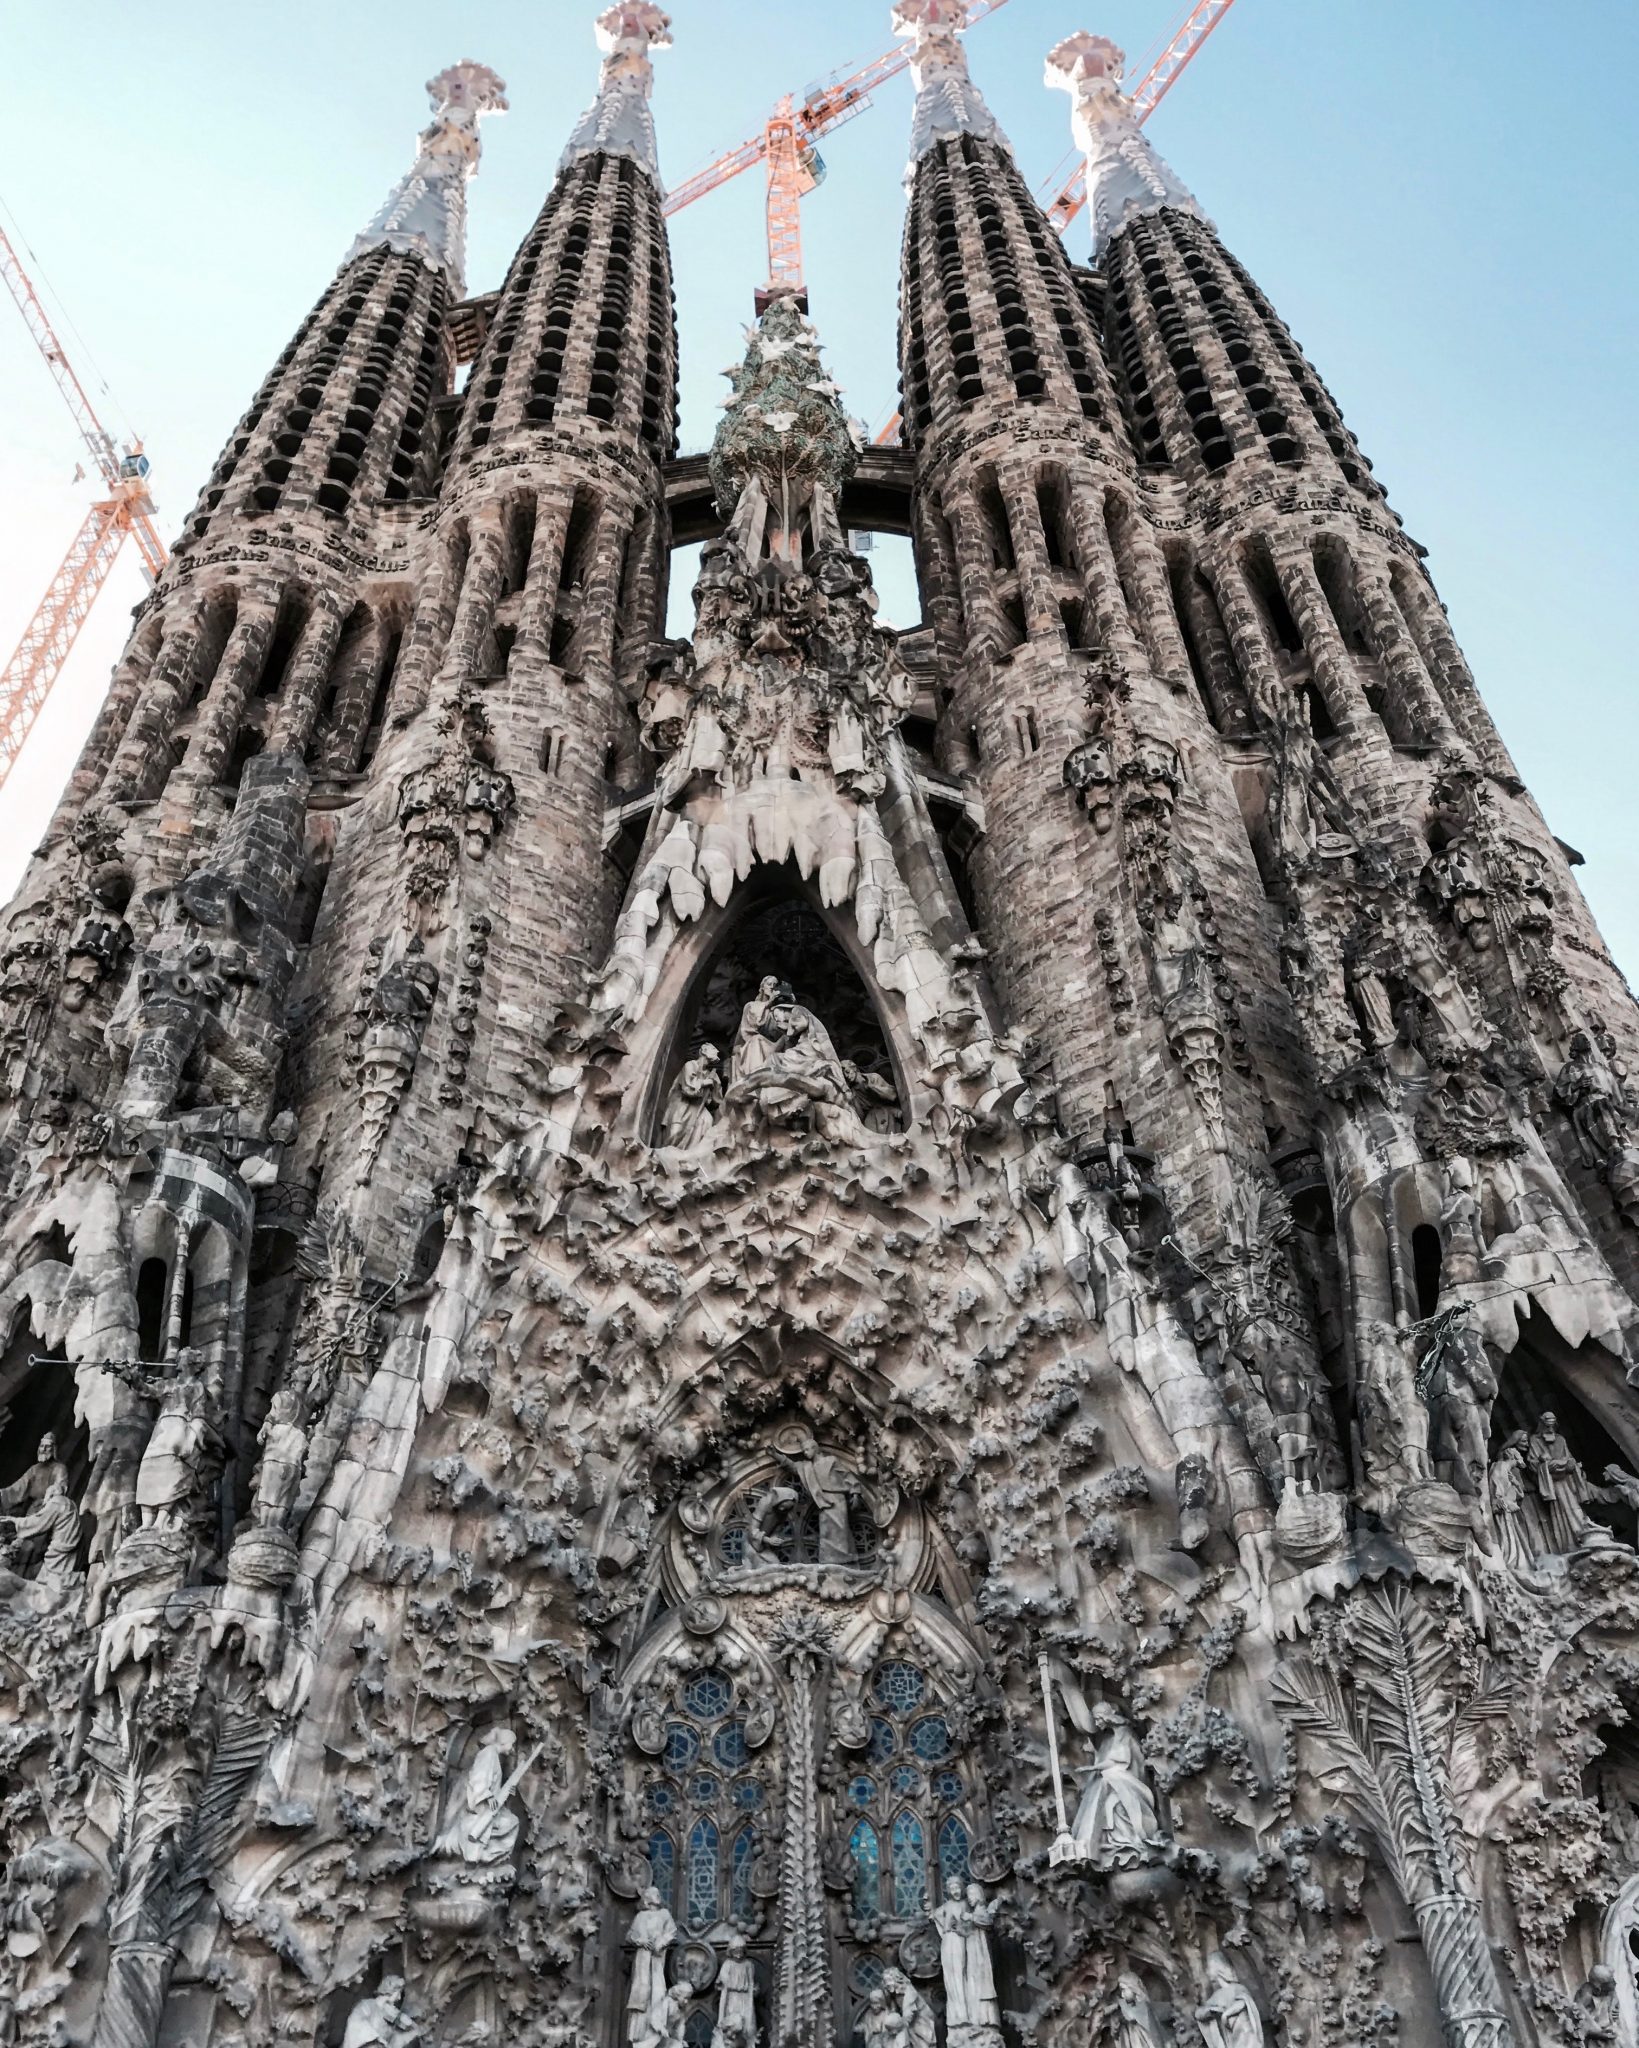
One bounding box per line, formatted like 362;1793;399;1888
873;0;1239;442
663;0;1014;310
0;219;166;790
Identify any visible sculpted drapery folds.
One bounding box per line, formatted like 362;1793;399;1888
3;9;1639;2048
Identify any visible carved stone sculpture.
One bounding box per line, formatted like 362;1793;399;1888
1070;1711;1164;1869
931;1878;1000;2036
626;1886;678;2048
1195;1953;1264;2048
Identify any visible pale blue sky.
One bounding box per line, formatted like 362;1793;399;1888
1;1;1634;984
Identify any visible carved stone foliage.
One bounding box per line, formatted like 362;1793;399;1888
399;685;516;909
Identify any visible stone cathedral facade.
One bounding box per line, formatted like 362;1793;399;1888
3;4;1639;2044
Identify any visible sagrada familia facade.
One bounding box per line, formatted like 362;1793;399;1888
2;4;1637;2044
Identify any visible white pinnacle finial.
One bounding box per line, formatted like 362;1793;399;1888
349;62;508;295
560;3;674;185
1046;30;1205;256
893;0;1006;184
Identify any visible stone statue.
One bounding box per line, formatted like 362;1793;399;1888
1415;1306;1497;1498
1574;1963;1618;2043
724;979;862;1141
1112;1973;1168;2048
661;1043;724;1147
626;1886;678;2048
250;1390;307;1529
1070;1710;1164;1868
774;1428;855;1564
1195;1953;1265;2048
659;1983;691;2048
129;1363;217;1532
713;1932;757;2048
431;1727;532;1868
0;1432;67;1514
881;1968;936;2048
1487;1431;1540;1572
1525;1413;1628;1555
342;1976;418;2048
742;1480;801;1567
930;1877;999;2033
0;1472;82;1604
1555;1031;1632;1169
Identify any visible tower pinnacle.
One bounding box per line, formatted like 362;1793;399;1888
560;2;673;184
348;61;508;296
1046;32;1205;255
893;0;1006;179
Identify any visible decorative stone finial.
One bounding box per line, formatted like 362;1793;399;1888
892;0;1006;182
560;3;674;184
349;62;508;295
710;296;859;540
1046;31;1206;255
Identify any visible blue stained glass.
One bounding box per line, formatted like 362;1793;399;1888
846;1775;877;1809
665;1723;700;1768
683;1672;733;1722
649;1783;677;1816
890;1764;924;1799
714;1721;749;1768
890;1812;927;1918
872;1663;927;1716
853;1954;886;1995
909;1715;952;1761
690;1773;720;1804
938;1815;971;1891
686;1817;719;1927
721;1524;748;1567
685;2013;715;2048
732;1778;764;1810
649;1831;676;1909
849;1818;881;1921
731;1825;757;1920
867;1718;897;1762
933;1770;963;1807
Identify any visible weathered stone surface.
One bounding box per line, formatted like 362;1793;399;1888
0;12;1635;2048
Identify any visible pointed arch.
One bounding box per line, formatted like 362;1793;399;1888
615;864;932;1143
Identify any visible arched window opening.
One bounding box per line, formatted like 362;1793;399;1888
255;600;307;701
1411;1224;1443;1320
136;1258;169;1362
975;473;1015;573
656;887;905;1143
640;1667;765;1933
1244;543;1304;657
1035;470;1073;573
1300;682;1338;744
1488;1319;1639;1559
221;724;265;801
836;1658;975;1940
0;1315;82;1506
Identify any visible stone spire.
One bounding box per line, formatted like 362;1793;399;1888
559;2;673;184
893;0;1006;179
710;297;858;557
1046;31;1206;256
348;61;508;295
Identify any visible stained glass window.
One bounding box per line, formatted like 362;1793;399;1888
909;1716;951;1760
642;1668;761;1935
649;1831;676;1909
835;1660;977;1936
890;1812;927;1918
938;1815;971;1891
685;2011;715;2048
849;1818;881;1921
872;1663;926;1715
687;1817;720;1927
731;1825;757;1921
714;1721;749;1769
684;1672;734;1721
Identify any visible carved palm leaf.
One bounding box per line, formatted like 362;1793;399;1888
1269;1656;1414;1900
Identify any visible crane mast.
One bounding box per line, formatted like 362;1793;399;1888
664;0;1014;305
0;220;166;792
